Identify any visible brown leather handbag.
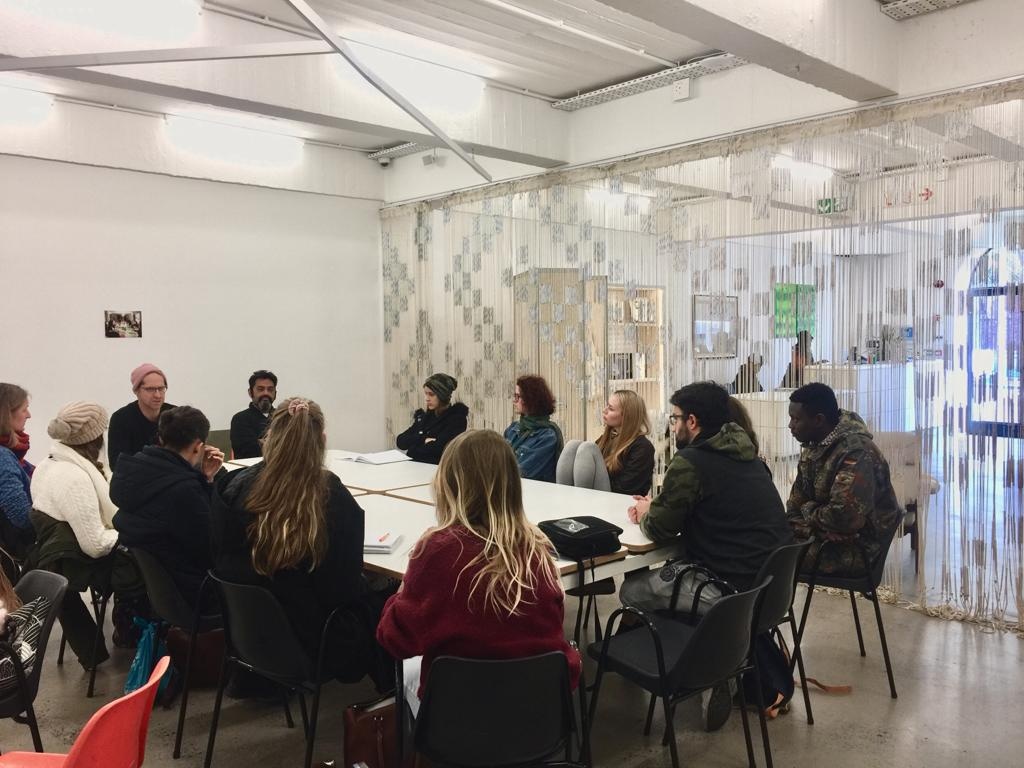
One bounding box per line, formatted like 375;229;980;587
343;694;398;768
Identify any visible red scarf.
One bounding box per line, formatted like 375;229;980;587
0;430;31;465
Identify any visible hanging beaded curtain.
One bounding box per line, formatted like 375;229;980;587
381;82;1024;629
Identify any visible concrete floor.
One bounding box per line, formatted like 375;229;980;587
4;587;1022;768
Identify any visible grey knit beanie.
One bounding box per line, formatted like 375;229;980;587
423;373;457;404
47;401;109;445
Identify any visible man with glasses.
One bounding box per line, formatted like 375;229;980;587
230;370;278;459
108;363;175;472
620;382;792;728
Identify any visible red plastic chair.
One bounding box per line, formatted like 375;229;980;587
0;656;170;768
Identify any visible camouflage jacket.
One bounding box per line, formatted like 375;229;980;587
787;411;901;574
641;423;791;587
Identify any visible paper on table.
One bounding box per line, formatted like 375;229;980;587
341;449;412;465
364;530;404;554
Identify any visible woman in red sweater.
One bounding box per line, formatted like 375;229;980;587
376;429;580;711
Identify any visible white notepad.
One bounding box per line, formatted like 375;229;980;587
364;531;404;554
342;450;412;465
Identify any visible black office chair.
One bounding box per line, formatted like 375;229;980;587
128;548;221;760
588;579;771;768
55;585;110;698
203;573;345;768
0;570;68;752
409;653;588;768
797;520;902;700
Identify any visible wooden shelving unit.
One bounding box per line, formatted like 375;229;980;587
607;284;666;418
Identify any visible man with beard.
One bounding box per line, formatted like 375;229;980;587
229;370;278;460
111;406;224;609
621;381;792;615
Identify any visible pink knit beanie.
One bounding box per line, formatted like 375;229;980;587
130;363;167;392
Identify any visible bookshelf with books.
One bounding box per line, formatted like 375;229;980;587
607;284;666;419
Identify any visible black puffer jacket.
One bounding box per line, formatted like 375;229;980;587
395;402;470;464
111;446;214;608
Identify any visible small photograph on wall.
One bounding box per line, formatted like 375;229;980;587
104;311;142;339
693;295;739;359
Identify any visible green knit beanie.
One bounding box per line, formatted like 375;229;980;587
423;373;457;404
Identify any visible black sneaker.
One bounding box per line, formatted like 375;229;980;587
703;682;732;732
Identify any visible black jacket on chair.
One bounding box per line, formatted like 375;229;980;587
110;446;215;609
395;402;469;465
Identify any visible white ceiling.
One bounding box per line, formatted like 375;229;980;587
235;0;716;98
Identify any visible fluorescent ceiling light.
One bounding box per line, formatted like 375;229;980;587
552;53;746;111
7;0;200;42
164;115;302;168
0;83;54;126
878;0;980;21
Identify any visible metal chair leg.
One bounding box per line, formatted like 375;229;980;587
87;592;109;698
24;702;43;752
869;591;898;699
281;690;295;729
751;662;774;768
788;612;814;725
203;657;232;768
297;692;310;737
303;682;323;768
736;674;757;768
848;591;866;657
661;696;680;768
643;692;658;735
173;622;203;759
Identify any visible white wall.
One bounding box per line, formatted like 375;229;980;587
0;154;387;463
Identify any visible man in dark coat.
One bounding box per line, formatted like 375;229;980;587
111;406;224;609
229;370;278;460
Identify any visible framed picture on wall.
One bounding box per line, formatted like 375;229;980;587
104;311;142;338
693;295;738;359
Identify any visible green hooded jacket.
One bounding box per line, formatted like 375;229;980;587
641;422;792;588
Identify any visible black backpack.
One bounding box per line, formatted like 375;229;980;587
538;516;623;561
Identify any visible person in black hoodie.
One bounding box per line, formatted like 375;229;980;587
211;397;394;691
111;406;225;610
395;373;469;465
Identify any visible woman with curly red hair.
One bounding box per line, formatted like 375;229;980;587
503;375;563;482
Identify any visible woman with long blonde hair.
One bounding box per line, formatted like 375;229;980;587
377;429;581;710
557;390;655;496
212;397;394;690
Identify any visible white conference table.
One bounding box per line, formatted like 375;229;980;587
225;450;438;493
389;478;660;554
225;449;678;586
359;493;672;588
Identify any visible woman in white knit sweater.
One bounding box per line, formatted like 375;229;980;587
29;402;147;669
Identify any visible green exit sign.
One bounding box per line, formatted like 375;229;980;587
816;197;848;215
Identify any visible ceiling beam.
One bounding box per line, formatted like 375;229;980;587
598;0;899;102
915;115;1024;164
0;41;332;72
282;0;492;182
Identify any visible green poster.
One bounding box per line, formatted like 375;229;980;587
774;283;816;338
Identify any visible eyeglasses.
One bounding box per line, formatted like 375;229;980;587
668;414;682;424
140;386;167;394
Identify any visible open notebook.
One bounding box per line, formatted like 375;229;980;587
364;530;404;554
341;450;411;465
